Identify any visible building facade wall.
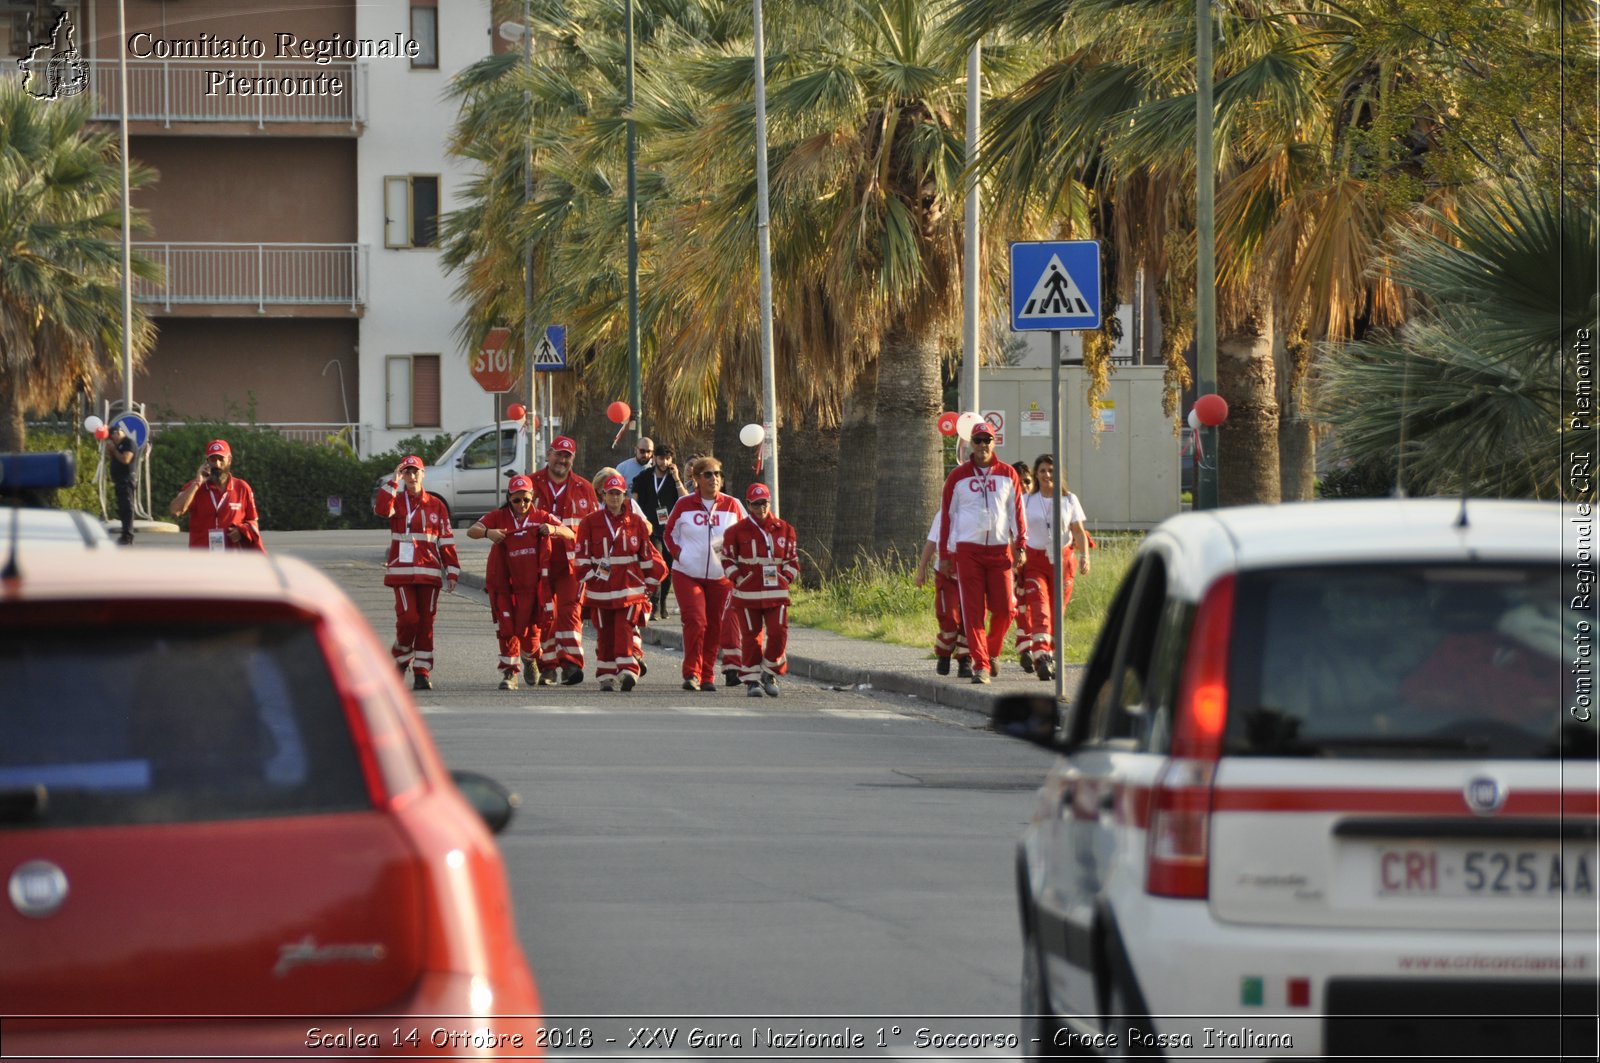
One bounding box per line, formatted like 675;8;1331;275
356;0;491;456
139;318;358;424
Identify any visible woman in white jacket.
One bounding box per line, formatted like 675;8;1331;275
1018;455;1090;681
663;456;748;691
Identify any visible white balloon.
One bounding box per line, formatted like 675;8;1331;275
83;415;104;433
1187;408;1201;430
739;423;765;448
955;412;981;442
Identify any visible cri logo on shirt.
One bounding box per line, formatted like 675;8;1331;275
688;513;723;526
966;479;999;493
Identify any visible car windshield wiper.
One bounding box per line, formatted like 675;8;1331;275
0;784;48;823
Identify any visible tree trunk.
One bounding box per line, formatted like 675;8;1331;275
832;357;878;569
872;325;944;564
1216;300;1280;506
0;361;24;452
1274;323;1317;502
780;406;839;583
714;393;760;501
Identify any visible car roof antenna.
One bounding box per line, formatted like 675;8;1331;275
2;504;20;585
1392;350;1411;500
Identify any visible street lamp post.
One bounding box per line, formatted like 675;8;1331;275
752;0;778;508
625;0;642;441
116;0;133;413
503;6;539;471
1195;0;1219;509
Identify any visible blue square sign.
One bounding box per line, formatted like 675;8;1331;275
1010;240;1102;331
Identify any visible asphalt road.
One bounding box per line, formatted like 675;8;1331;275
164;531;1061;1056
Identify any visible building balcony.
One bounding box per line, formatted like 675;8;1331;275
87;60;366;134
135;243;367;316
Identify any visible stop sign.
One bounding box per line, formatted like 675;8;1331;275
471;327;516;393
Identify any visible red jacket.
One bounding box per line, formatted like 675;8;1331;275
937;458;1028;562
181;475;263;551
477;504;558;594
573;508;666;608
374;482;460;587
530;469;600;577
720;514;800;605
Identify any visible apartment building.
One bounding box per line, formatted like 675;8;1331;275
7;0;506;454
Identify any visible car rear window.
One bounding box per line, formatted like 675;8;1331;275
0;622;372;828
1226;564;1593;759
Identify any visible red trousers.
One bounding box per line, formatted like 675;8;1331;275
954;542;1017;673
933;570;969;661
719;606;743;674
491;588;542;674
594;604;647;680
672;571;732;684
539;568;585;672
391;584;441;675
734;601;788;682
1018;546;1080;658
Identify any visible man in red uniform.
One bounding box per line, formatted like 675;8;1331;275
720;483;800;698
468;474;572;690
937;422;1028;684
168;439;264;551
530;435;600;685
374;454;460;691
575;474;666;691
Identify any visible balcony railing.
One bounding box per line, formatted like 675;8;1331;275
87;59;366;129
134;242;368;312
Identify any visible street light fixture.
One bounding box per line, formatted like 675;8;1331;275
499;8;539;472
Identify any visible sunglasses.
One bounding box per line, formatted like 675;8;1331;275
510;495;534;504
748;499;770;507
700;470;723;478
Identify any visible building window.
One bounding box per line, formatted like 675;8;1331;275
384;175;440;249
410;6;438;69
386;354;440;429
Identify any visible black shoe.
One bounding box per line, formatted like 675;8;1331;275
397;662;408;677
723;669;740;688
539;670;558;687
957;659;973;679
639;660;648;677
621;672;637;692
522;660;537;685
561;664;584;686
699;679;717;693
990;663;1000;678
1021;652;1035;674
1037;657;1054;681
117;534;134;546
413;672;432;691
936;656;951;676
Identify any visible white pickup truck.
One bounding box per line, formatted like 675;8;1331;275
379;421;530;524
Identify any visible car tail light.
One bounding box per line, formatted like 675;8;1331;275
1146;575;1234;899
318;611;425;807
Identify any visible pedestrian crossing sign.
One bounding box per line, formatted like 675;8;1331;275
532;325;567;372
1009;240;1101;331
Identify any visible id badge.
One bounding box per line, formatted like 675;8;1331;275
762;564;779;588
208;528;226;552
656;506;669;524
595;561;612;581
397;540;416;564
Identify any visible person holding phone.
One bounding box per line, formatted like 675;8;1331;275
168;439;264;552
375;454;460;691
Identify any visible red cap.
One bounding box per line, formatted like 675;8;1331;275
746;483;771;503
551;436;576;454
602;474;627;493
508;474;534;494
970;422;998;440
399;454;425;471
205;439;231;458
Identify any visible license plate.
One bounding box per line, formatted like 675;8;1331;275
1377;846;1597;898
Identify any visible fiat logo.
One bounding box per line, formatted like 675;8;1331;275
8;860;69;918
1464;776;1507;816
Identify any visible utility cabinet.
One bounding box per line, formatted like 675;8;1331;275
976;366;1180;530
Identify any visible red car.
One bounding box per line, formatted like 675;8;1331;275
0;547;541;1058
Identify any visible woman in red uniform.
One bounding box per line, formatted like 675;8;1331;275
374;454;460;690
468;475;572;690
663;456;747;691
720;483;800;697
575;474;666;691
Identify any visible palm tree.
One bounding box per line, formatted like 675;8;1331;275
0;78;157;451
1316;183;1597;499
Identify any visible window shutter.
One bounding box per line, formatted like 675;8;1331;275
413;355;441;427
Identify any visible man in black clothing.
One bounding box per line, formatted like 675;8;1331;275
631;443;685;617
106;422;137;545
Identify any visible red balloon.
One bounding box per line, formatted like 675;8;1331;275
1194;393;1229;427
936;411;959;437
607;400;631;424
93;426;109;440
507;403;526;422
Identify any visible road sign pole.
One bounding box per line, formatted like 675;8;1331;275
1051;330;1065;704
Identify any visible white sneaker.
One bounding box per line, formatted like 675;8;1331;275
762;677;781;698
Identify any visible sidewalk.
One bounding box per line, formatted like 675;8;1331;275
453;534;1080;717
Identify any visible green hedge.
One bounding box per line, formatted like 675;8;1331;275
27;425;456;531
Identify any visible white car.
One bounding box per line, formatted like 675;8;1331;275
997;499;1596;1059
0;507;113;550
